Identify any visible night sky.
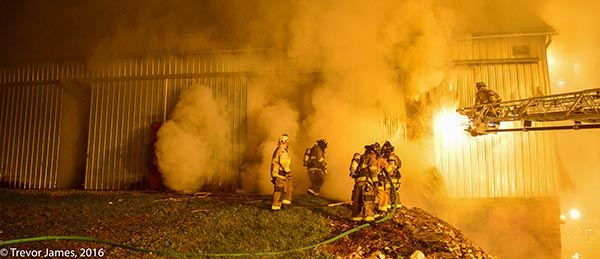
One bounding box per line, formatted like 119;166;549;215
0;0;282;64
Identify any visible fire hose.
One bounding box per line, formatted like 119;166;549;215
0;173;399;257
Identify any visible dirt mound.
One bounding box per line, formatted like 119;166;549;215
326;206;497;259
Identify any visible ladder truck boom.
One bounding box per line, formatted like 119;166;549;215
456;88;600;136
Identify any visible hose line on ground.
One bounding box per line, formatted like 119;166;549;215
0;173;399;257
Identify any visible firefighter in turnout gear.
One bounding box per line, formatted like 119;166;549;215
381;141;402;208
304;139;328;196
349;152;364;221
271;134;293;211
374;143;394;214
366;143;393;221
350;143;393;222
351;146;377;222
474;82;502;106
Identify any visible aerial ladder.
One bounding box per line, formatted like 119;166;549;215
456;88;600;136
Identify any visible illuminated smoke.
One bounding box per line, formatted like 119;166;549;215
155;86;228;193
246;0;456;201
5;0;599;257
540;3;600;258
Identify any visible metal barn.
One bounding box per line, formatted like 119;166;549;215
0;50;280;191
428;28;562;258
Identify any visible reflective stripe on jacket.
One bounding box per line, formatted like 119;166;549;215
271;144;291;178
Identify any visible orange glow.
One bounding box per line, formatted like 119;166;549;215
569;209;581;220
433;107;469;144
569;209;581;219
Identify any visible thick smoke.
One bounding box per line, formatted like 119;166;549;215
3;0;598;257
155;86;228;193
540;2;600;257
240;0;456;202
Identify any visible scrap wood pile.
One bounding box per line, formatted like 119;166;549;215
327;206;497;259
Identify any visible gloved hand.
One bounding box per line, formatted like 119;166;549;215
271;177;276;184
286;172;292;180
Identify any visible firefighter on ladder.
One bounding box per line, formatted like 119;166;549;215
472;82;503;133
474;82;502;106
271;133;293;211
304;139;328;196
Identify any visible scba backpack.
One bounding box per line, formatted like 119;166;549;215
303;147;311;167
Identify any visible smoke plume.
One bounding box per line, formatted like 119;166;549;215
3;0;599;257
155;86;228;193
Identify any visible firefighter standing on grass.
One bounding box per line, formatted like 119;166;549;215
304;139;328;196
271;134;293;211
381;141;402;208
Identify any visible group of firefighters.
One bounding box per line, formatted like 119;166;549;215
349;141;402;222
268;81;498;220
269;134;330;211
269;133;402;223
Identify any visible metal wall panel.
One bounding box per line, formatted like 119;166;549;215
85;78;165;190
433;35;559;198
1;51;253;191
84;53;249;190
0;62;86;188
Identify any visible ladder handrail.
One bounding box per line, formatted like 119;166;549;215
456;88;600;136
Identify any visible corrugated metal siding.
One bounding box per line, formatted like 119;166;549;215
1;51;253;191
163;76;247;191
0;62;86;188
433;35;559;198
84;53;248;190
85;79;164;190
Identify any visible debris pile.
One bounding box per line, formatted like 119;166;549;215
327;206;497;259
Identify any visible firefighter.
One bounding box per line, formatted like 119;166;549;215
474;82;502;106
271;133;293;211
364;143;393;221
349;152;364;221
305;139;328;196
381;141;402;208
374;142;394;214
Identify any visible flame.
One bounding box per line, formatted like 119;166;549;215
433;107;469;144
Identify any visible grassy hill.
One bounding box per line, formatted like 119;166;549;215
0;189;496;258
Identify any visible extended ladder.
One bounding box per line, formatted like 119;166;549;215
456;88;600;136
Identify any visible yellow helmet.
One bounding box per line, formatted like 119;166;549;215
278;134;289;144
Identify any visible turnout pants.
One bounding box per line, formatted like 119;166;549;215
351;181;366;218
272;176;293;207
307;168;325;194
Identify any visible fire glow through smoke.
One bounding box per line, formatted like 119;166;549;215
2;0;600;258
433;106;469;145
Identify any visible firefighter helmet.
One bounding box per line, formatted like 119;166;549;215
476;82;487;89
372;142;381;153
382;141;394;153
316;139;328;150
278;134;289;144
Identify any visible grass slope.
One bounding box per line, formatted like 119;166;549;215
0;190;347;259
